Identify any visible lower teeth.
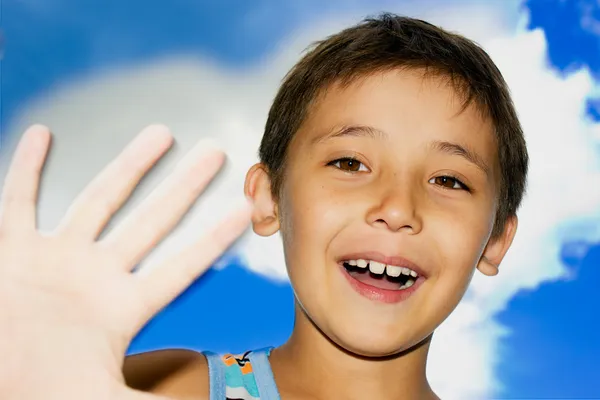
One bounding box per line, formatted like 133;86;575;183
400;279;415;290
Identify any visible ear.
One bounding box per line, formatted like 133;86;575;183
477;215;518;276
243;163;280;237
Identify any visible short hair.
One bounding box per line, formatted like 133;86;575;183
259;13;528;238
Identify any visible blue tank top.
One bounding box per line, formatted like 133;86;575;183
203;348;281;400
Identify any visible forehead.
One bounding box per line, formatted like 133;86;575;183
292;69;497;163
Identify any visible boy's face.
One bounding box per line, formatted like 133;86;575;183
248;69;517;357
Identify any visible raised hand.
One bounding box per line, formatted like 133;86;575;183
0;125;252;399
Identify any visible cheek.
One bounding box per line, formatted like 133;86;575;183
279;179;344;270
282;174;349;238
429;204;492;279
416;210;492;323
277;185;337;318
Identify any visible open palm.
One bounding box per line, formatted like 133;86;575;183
0;125;252;399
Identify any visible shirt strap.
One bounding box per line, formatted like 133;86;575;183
247;347;281;400
202;351;226;400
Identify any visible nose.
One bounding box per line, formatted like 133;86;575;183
365;180;423;234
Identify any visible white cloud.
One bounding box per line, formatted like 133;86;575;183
2;1;599;399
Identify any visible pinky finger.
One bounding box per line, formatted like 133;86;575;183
0;125;51;232
135;199;253;325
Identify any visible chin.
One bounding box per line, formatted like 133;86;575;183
327;323;430;359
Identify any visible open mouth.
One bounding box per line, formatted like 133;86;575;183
343;260;417;290
339;258;424;303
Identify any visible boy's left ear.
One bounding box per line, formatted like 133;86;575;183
478;215;518;276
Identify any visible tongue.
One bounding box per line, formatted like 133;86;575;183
349;270;401;290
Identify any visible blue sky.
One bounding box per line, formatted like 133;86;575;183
494;1;600;397
2;0;599;398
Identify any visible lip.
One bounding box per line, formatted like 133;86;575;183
339;263;424;304
336;251;427;278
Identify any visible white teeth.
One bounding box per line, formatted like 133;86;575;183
385;265;402;277
345;259;420;279
369;261;385;274
400;279;415;290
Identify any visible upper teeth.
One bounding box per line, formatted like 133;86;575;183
346;259;419;278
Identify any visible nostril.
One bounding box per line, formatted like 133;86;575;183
374;219;389;227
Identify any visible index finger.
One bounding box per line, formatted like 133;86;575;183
134;199;253;327
0;125;51;232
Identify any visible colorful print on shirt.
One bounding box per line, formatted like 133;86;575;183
222;351;261;400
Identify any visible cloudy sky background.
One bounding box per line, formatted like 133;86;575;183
2;0;599;398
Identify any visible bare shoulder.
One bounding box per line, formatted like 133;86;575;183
123;348;210;400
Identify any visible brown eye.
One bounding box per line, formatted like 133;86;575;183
329;157;367;172
429;176;468;190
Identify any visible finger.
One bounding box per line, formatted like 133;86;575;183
135;200;252;325
55;125;173;238
101;139;226;267
0;125;51;231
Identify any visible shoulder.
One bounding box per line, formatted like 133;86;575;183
123;348;209;400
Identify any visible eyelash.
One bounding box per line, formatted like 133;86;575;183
327;157;369;173
428;175;471;192
327;157;471;192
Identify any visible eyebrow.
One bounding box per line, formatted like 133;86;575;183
430;140;490;176
312;124;490;175
311;125;387;144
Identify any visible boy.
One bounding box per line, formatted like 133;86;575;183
0;13;528;400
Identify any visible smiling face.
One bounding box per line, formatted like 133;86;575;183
246;68;517;357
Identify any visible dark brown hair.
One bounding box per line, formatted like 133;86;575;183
259;13;528;238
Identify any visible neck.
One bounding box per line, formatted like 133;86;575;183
270;302;438;400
